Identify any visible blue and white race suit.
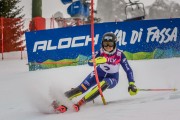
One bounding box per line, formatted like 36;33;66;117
78;48;134;93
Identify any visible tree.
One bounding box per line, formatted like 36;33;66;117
97;0;136;22
0;0;25;52
147;0;180;19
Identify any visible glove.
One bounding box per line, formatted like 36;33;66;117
89;57;107;65
128;82;138;96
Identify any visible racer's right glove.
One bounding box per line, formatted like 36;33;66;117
89;56;107;65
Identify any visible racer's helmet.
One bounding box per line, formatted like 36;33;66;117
101;32;117;55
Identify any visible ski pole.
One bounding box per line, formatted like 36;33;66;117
138;88;178;91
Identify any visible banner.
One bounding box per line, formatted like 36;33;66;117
25;18;180;71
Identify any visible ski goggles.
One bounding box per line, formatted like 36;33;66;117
102;41;114;47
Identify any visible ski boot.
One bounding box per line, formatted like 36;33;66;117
64;87;83;100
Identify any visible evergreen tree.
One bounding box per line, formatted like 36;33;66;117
0;0;25;52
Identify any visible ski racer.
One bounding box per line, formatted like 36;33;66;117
52;32;138;112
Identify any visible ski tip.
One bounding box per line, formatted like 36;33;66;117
73;104;80;112
56;105;68;113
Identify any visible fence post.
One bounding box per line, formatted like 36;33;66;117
20;23;24;60
20;31;23;60
1;17;4;60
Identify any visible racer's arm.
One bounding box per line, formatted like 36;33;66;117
120;53;134;83
120;53;138;96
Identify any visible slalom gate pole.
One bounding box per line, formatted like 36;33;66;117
139;88;178;91
90;0;106;105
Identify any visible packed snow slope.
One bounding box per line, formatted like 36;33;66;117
0;57;180;120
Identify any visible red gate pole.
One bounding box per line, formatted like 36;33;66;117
1;17;4;60
90;0;106;105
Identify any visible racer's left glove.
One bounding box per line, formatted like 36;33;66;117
128;82;138;96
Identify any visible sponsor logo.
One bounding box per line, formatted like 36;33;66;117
107;58;117;63
84;80;90;86
104;36;113;41
81;84;87;91
33;34;99;52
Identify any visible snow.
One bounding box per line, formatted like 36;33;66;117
1;0;180;119
0;54;180;120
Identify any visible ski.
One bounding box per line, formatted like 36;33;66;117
73;104;80;112
55;105;68;113
51;100;81;113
